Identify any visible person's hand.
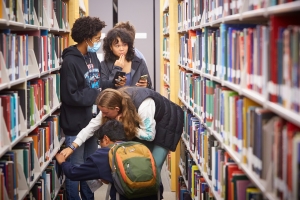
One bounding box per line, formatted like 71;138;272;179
114;54;125;69
136;79;148;87
60;147;74;158
55;153;66;164
115;76;126;87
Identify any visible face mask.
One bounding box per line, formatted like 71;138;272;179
87;40;101;53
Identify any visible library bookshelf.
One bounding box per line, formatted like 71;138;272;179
68;0;89;45
162;0;300;199
0;0;84;199
160;0;182;192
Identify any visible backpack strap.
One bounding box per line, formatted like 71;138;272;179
105;183;120;200
105;183;111;200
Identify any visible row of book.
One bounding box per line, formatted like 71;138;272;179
28;111;63;166
163;60;170;83
0;113;64;200
162;85;170;101
178;14;300;113
182;102;300;200
0;0;68;29
27;74;61;128
0;31;68;83
0;73;60;143
162;37;170;59
163;12;169;34
23;160;65;200
177;0;298;30
179;139;264;200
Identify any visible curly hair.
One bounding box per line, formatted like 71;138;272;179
96;88;142;140
114;21;136;40
102;28;135;62
71;16;106;43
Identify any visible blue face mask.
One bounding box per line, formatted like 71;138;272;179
87;40;101;53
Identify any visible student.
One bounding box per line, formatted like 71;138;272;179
55;120;158;200
60;87;183;199
60;16;112;200
60;86;183;176
114;21;147;63
100;28;152;89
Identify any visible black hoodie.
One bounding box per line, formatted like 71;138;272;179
60;45;114;136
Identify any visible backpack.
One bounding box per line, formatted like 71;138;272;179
108;141;159;199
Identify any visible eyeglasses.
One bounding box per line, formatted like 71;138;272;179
91;38;101;43
113;43;128;49
97;139;103;146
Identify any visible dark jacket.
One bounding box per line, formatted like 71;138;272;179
60;46;114;136
100;56;152;89
61;147;157;200
124;87;184;151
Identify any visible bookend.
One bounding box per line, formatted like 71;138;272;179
27;49;40;78
18;104;28;134
16;0;25;25
42;6;51;30
52;77;60;110
17;162;30;196
0;105;11;156
1;0;8;22
52;9;60;31
53;47;60;69
0;52;10;87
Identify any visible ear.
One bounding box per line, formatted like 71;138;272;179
103;135;111;144
115;107;120;112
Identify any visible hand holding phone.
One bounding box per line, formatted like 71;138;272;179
139;74;148;81
113;71;126;84
136;74;149;88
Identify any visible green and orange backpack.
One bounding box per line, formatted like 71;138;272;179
108;141;160;199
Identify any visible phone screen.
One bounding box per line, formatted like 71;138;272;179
140;75;148;80
113;71;126;84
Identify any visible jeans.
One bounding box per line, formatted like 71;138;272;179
134;140;169;200
65;135;98;200
135;140;169;172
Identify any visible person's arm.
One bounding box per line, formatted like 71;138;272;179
136;98;156;141
60;60;99;106
73;111;102;146
56;151;108;181
98;59;115;90
100;60;123;84
60;112;102;158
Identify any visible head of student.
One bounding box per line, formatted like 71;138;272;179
102;28;135;62
96;88;141;140
94;120;126;148
71;16;106;52
114;21;136;41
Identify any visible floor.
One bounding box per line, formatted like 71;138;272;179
94;162;176;200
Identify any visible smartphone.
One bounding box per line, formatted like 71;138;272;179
113;71;126;84
139;74;148;81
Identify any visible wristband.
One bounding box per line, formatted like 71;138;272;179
68;143;77;151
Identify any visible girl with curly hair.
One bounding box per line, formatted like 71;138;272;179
101;28;152;89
